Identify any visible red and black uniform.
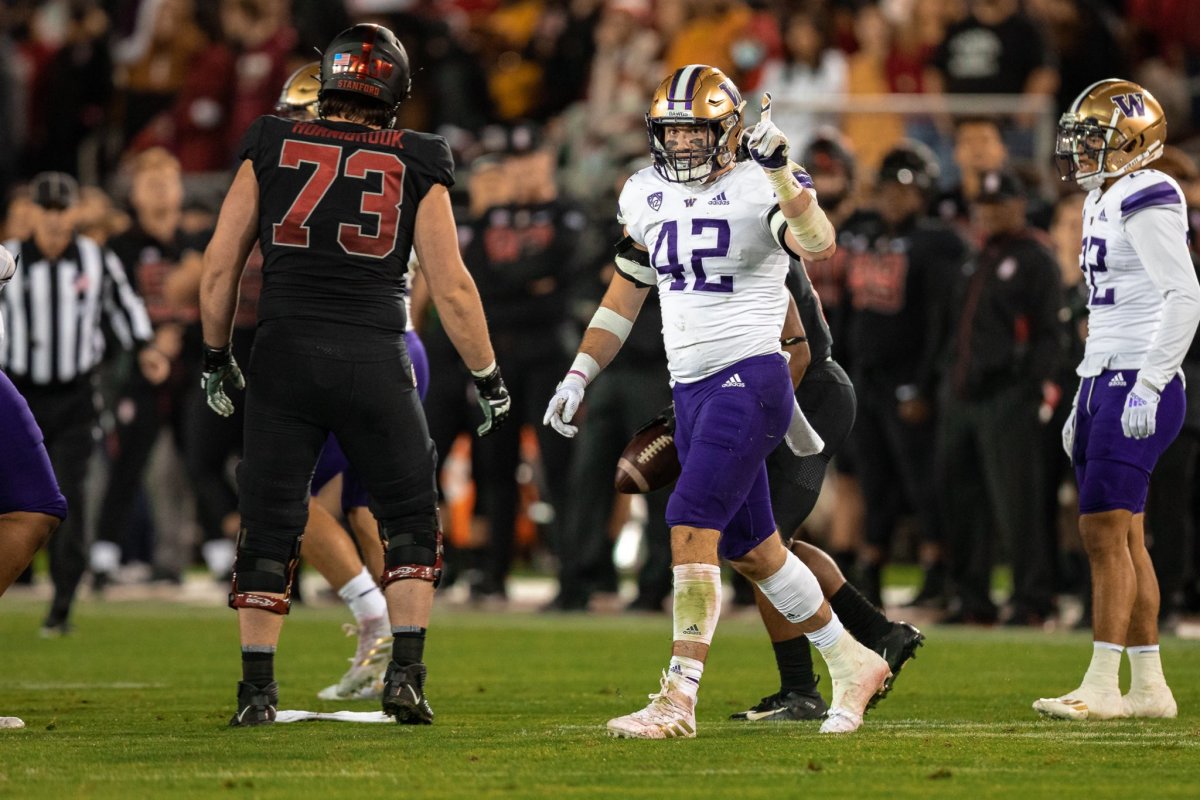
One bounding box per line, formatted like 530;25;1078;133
236;115;449;550
839;209;966;580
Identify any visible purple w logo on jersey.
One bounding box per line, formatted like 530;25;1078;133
1112;93;1146;118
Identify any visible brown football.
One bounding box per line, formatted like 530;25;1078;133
615;417;681;494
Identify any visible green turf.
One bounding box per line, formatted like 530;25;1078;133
1;597;1197;799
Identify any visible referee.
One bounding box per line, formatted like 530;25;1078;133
0;172;159;635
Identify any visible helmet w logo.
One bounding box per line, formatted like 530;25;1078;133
1112;93;1146;118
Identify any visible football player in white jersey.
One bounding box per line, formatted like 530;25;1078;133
1034;79;1200;721
544;64;890;738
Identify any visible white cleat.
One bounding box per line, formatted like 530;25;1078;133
820;636;891;735
317;617;392;701
0;717;25;729
607;671;697;739
1122;686;1177;718
1033;686;1126;720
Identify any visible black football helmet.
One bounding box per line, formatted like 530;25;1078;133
877;140;940;192
319;24;411;111
801;127;856;207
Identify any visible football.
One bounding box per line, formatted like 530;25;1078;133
615;416;681;494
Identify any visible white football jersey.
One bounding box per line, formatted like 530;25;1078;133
618;161;790;383
1077;168;1189;378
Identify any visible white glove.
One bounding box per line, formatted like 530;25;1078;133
543;373;586;438
0;245;16;289
1121;380;1160;439
784;398;824;457
745;93;789;170
1061;384;1081;461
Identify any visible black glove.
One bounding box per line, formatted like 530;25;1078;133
473;364;511;436
201;343;245;417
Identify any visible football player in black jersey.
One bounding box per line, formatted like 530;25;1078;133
199;24;511;727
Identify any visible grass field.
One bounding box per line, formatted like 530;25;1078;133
1;594;1198;799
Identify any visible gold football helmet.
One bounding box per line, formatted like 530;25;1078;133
646;64;745;183
275;62;321;120
1056;78;1166;191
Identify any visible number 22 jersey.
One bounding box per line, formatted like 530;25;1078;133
618;161;793;383
239;116;453;335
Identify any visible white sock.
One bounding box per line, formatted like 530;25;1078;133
668;655;703;700
1080;641;1123;694
90;541;120;574
202;539;236;577
337;567;387;624
1127;644;1166;693
805;616;847;655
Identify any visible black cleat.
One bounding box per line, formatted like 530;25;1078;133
229;681;278;727
866;621;924;709
729;680;829;722
382;661;434;725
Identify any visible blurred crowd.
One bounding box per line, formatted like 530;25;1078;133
3;0;1200;630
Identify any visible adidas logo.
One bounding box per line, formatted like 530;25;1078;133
1098;209;1107;221
721;373;745;388
1108;372;1126;387
708;191;730;206
681;624;702;636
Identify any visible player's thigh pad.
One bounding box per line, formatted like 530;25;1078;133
667;355;793;532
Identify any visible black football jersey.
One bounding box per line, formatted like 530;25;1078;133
239;116;454;335
786;259;833;364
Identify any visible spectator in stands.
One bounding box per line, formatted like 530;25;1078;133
935;117;1009;231
1026;0;1127;115
757;6;847;149
843;3;903;173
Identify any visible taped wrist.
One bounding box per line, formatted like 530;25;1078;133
588;306;633;344
203;343;232;373
765;166;803;203
614;235;655;288
672;563;722;646
566;352;600;386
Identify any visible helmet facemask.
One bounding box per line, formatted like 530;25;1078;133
1055;79;1167;191
647;115;741;184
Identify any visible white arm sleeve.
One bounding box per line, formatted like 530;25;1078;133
1125;207;1200;391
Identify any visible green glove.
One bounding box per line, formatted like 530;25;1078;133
201;343;245;417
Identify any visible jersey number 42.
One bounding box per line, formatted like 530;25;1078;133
652;219;734;293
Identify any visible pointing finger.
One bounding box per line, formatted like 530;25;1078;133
760;92;772;125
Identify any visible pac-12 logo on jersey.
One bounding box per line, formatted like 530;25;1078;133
648;192;663;211
1112;93;1146;118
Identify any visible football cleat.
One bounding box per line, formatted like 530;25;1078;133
381;661;434;725
866;621;925;709
1121;686;1177;719
229;681;278;727
317;617;391;701
607;671;697;739
820;635;891;734
729;681;828;722
1033;686;1125;721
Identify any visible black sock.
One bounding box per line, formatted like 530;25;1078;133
241;648;275;686
392;627;427;666
830;583;893;647
773;636;816;694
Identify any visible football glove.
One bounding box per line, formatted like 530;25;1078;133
1121;380;1160;439
201;343;244;418
0;247;16;290
543;374;586;438
746;93;789;170
473;363;511;437
1061;384;1080;461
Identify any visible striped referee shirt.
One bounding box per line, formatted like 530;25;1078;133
0;236;152;385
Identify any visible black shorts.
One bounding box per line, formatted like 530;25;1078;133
237;322;436;538
766;358;856;539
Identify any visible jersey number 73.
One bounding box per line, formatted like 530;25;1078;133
272;139;405;259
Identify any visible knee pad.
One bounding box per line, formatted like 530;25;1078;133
756;550;823;624
672;563;722;646
380;513;443;587
229;528;303;615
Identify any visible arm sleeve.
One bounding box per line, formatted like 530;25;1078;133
1125;207;1200;391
